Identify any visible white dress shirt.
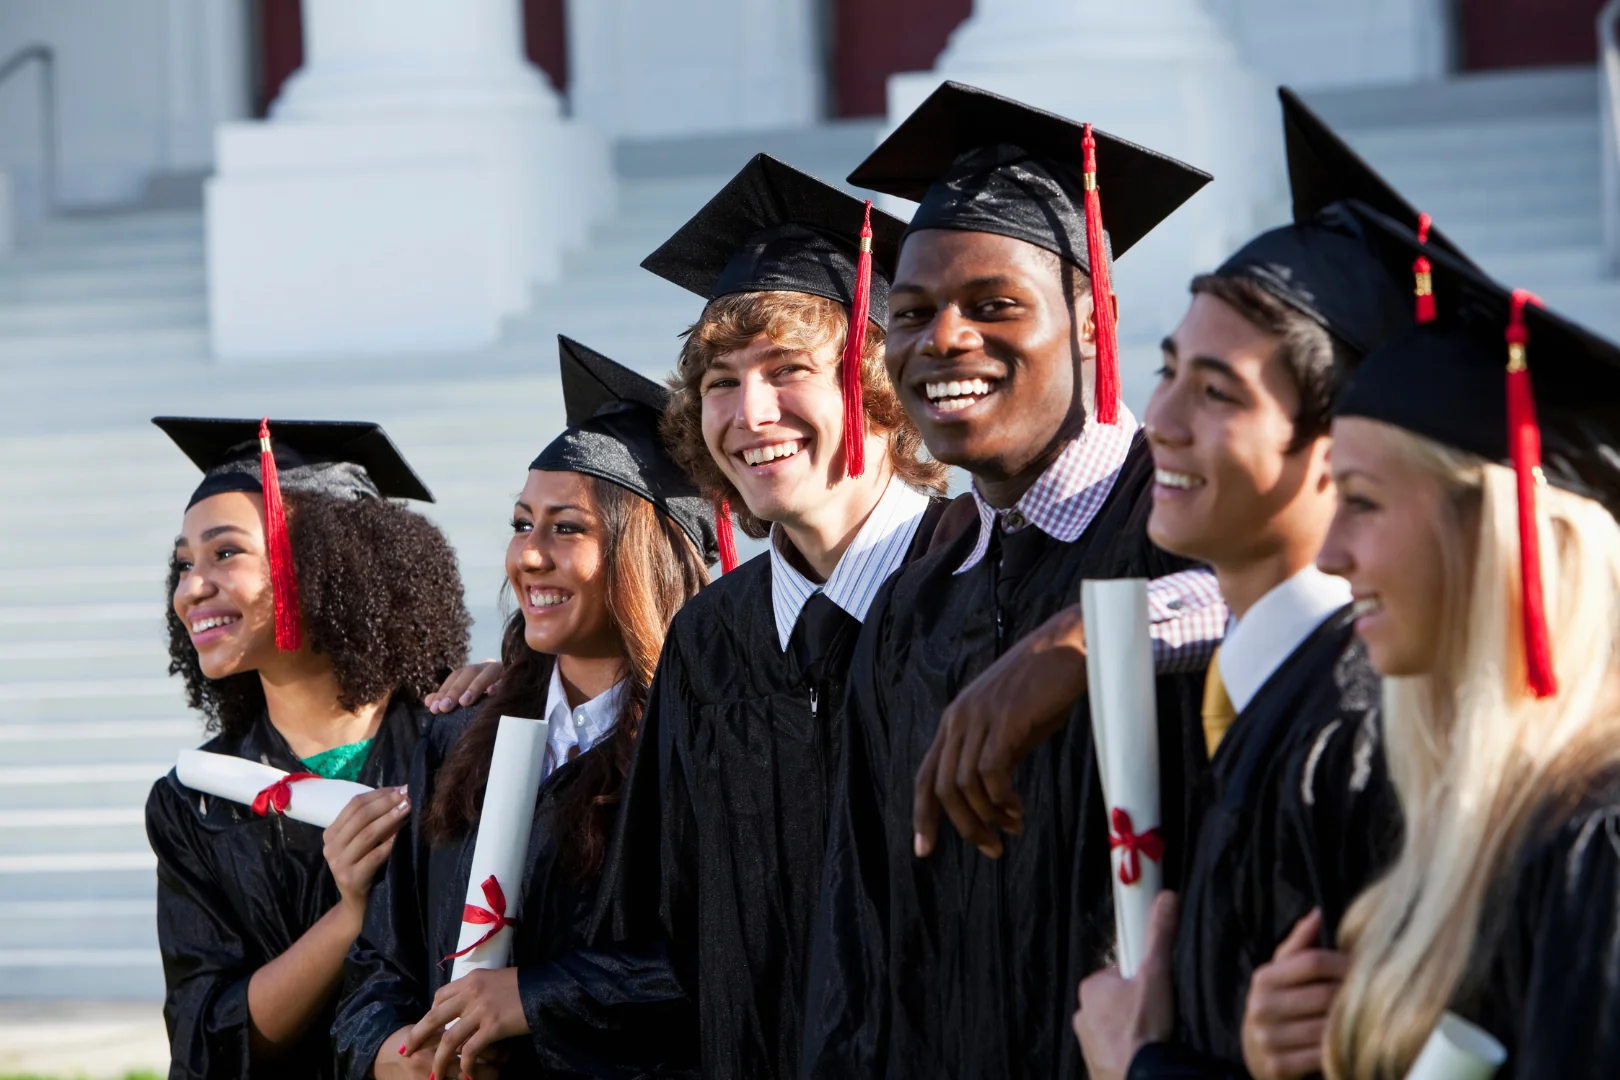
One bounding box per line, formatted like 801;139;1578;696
1218;566;1353;714
542;662;626;780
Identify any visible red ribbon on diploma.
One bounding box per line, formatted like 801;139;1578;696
443;875;517;962
251;772;319;817
1109;807;1164;886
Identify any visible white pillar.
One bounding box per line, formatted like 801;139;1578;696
207;0;612;362
566;0;821;139
886;0;1285;396
160;0;252;172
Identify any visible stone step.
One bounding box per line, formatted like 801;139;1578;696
0;856;156;900
0;294;208;337
0;899;157;951
0;809;151;855
0;263;205;303
0;719;199;767
0;765;166;810
0;956;163;1001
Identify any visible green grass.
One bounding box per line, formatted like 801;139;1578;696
0;1073;162;1080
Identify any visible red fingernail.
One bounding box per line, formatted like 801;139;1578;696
428;1073;434;1080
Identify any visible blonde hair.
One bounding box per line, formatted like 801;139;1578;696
1326;422;1620;1080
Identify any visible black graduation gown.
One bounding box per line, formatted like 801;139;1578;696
1455;775;1620;1080
146;695;426;1080
592;497;952;1080
798;436;1208;1080
1129;610;1400;1080
332;700;696;1080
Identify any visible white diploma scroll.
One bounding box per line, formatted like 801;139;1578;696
175;749;371;829
1081;578;1163;979
448;714;549;981
1405;1013;1507;1080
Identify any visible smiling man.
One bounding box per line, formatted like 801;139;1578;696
796;82;1225;1080
589;155;954;1080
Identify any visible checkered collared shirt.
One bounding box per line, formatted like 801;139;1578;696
955;406;1226;674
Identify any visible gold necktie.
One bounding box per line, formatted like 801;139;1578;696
1202;646;1237;757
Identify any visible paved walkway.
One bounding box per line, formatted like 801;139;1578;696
0;1002;167;1078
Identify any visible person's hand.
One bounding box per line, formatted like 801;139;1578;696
1074;891;1180;1080
402;967;528;1080
913;603;1087;858
1241;909;1347;1080
425;661;502;714
374;1024;438;1080
323;786;410;920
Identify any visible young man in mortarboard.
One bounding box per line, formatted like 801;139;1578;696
1065;88;1477;1080
148;419;469;1079
587;155;956;1080
796;82;1228;1080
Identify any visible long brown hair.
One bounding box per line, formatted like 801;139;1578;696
425;475;707;880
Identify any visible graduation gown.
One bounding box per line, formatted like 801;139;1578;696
146;695;426;1080
332;698;696;1080
592;497;952;1080
798;437;1207;1080
1454;774;1620;1080
1130;610;1400;1079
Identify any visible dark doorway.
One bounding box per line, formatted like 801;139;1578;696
1461;0;1606;70
829;0;972;118
252;0;570;118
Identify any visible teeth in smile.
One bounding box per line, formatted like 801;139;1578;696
528;588;570;608
742;441;801;467
1351;596;1382;618
924;378;993;404
1155;469;1206;490
189;615;239;634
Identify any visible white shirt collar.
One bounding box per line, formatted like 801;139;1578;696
1218;566;1352;713
542;662;625;778
769;475;932;651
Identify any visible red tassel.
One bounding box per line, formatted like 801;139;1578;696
258;419;301;652
841;202;873;478
1506;291;1556;699
1413;212;1436;324
1082;125;1121;426
715;496;738;574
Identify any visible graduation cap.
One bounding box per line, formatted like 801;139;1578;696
530;336;726;569
1336;199;1620;700
154;416;433;653
1212;88;1478;357
847;80;1213;426
643;154;907;479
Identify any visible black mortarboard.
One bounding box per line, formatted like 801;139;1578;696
156;416;432;653
1336;199;1620;699
847;80;1211;426
642;153;905;327
847;80;1211;273
1212;88;1476;357
530;336;721;566
154;417;435;509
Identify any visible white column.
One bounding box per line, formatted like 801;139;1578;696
887;0;1285;403
566;0;821;139
206;0;612;362
160;0;251;172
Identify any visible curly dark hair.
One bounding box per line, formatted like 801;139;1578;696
426;476;707;882
165;491;471;738
662;290;950;539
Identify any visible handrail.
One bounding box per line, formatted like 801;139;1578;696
1601;1;1620;274
0;43;58;214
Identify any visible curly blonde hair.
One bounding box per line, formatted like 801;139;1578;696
661;290;949;539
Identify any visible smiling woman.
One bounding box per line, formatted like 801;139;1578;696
146;417;469;1080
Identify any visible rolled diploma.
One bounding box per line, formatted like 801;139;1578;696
449;714;549;981
1405;1013;1507;1080
1081;578;1161;979
176;749;371;829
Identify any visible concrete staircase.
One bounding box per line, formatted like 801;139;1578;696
0;65;1616;1003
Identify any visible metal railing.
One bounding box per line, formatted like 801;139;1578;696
0;43;58;214
1602;1;1620;274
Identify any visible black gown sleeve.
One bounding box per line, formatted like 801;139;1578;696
798;589;895;1080
147;776;257;1080
331;750;434;1080
1500;803;1620;1080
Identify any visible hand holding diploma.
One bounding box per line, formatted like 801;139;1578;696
1081;579;1164;978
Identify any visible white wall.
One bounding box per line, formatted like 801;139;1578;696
567;0;822;138
1206;0;1451;90
0;0;249;218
